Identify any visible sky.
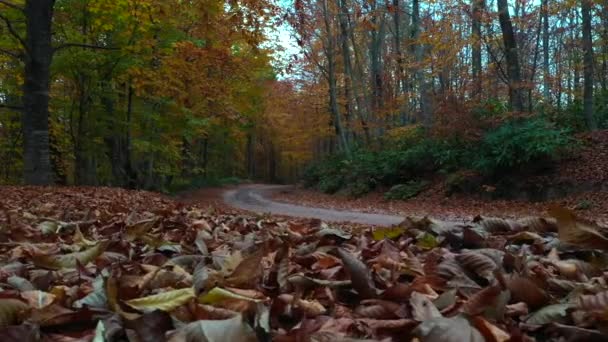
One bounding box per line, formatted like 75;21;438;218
266;0;301;78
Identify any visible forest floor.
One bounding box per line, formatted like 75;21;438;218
2;185;608;340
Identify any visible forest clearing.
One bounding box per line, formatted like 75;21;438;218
2;0;608;341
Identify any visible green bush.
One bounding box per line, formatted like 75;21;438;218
302;116;574;198
474;117;572;176
384;180;430;200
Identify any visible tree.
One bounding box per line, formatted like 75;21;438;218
0;0;56;184
471;0;484;97
496;0;525;112
581;0;596;130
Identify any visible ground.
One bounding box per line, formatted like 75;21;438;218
1;185;608;340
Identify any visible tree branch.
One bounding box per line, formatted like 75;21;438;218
53;43;119;53
0;13;26;50
0;103;23;110
0;46;23;60
0;0;24;12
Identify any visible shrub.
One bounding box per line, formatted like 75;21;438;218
384;180;430;200
474;117;572;176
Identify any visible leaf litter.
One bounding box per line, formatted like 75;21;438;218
0;186;608;340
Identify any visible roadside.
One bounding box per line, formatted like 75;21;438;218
271;184;608;222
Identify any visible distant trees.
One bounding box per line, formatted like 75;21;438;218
289;0;608;157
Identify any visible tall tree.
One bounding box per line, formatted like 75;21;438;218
471;0;484;97
542;0;550;104
581;0;597;130
321;0;349;153
496;0;525;112
21;0;55;185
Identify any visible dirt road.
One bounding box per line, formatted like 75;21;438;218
222;184;403;226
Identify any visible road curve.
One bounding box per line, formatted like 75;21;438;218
223;184;404;226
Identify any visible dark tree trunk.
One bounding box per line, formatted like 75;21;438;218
22;0;55;185
581;0;597;130
496;0;525;112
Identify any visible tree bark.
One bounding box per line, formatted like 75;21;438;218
321;0;349;154
542;0;551;104
581;0;597;130
471;0;484;97
338;0;356;142
496;0;525;112
22;0;55;185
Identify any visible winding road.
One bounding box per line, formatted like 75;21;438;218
223;184;404;226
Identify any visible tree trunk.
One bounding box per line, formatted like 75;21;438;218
338;0;356;142
542;0;551;104
581;0;597;130
321;0;349;154
411;0;431;126
22;0;55;185
496;0;525;112
471;0;484;97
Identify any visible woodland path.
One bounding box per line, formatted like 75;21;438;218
222;184;403;226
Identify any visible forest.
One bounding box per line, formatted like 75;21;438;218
1;0;608;198
2;0;608;341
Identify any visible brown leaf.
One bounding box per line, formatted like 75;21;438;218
549;206;608;250
225;248;265;288
471;316;510;342
577;291;608;321
129;310;174;342
461;285;509;320
506;275;549;310
0;299;29;327
455;251;498;281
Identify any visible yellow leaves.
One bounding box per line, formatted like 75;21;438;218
198;287;263;304
372;226;406;241
125;288;195;313
32;241;109;270
549;206;608;250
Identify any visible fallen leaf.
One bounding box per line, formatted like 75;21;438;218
525;303;571;325
166;314;257;342
414;315;484;342
410;292;442;321
337;248;377;299
31;241;109;270
0;299;29;327
125;288;195;313
549;206;608;250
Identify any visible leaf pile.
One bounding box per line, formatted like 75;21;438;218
1;186;608;341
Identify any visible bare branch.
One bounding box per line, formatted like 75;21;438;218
53;43;119;53
0;13;26;50
0;0;24;12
